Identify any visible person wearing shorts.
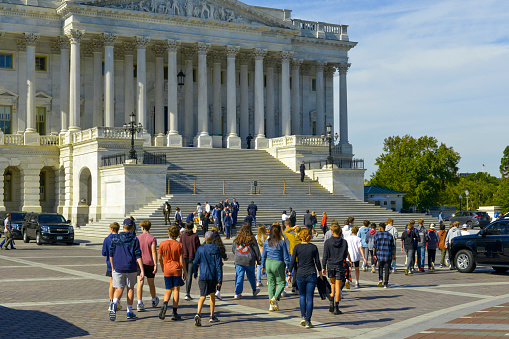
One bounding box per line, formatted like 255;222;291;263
322;223;351;315
136;220;159;312
102;222;121;311
158;225;186;321
108;218;144;321
345;226;367;288
193;231;223;326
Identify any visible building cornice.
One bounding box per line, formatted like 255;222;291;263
0;3;60;22
292;36;357;51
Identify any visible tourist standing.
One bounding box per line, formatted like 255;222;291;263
342;216;355;238
300;161;306;182
426;224;439;270
180;221;201;301
438;223;448;268
196;203;203;222
174;207;182;227
416;219;427;272
288;228;322;328
261;223;290;312
346;226;367;288
202;211;210;235
247;201;257;227
256;225;268;287
212;205;221;232
163;202;171;225
223;211;233;240
289;207;297;227
136;220;159;312
231;198;239;227
401;220;419;275
358;220;370;271
321;212;328;236
373;223;396;288
461;224;470;236
246;134;253;149
232;223;261;299
282;210;289;223
311;211;319;238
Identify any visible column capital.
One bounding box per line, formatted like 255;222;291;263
122;41;136;56
225;45;240;58
165;39;181;52
301;64;312;75
134;36;150;48
279;51;294;62
114;48;125;59
291;58;303;70
252;48;267;61
315;60;327;72
237;52;252;65
57;36;70;49
65;29;85;44
181;47;195;60
325;64;336;77
81;44;93;57
17;39;26;52
89;39;104;53
195;42;211;56
264;56;278;68
337;63;351;74
23;33;40;46
151;44;167;58
101;33;118;46
209;50;224;64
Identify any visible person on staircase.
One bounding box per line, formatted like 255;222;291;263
163;202;171;225
300;161;306;182
231;198;239;228
247;201;258;227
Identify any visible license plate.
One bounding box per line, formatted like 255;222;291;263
57;236;63;240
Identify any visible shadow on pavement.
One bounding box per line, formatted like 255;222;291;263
0;306;89;338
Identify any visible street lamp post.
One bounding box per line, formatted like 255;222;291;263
123;112;143;160
322;123;338;165
465;189;470;211
459;194;462;212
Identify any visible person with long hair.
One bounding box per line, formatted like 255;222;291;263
232;222;261;299
180;221;200;301
401;220;419;275
311;211;319;238
256;225;268;287
288;228;322;328
438;223;448;268
210;227;228;300
261;222;290;312
321;212;328;236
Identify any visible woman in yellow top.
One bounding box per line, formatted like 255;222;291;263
256;225;268;287
284;225;301;293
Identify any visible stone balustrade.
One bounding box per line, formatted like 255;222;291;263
3;134;24;145
291;19;349;41
40;135;60;146
268;135;327;148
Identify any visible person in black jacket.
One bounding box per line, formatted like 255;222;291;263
303;210;313;232
247;201;257;226
322;222;351;315
289;207;297;227
300;161;306;182
401;220;419;275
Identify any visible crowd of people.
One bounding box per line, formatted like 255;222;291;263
102;207;466;328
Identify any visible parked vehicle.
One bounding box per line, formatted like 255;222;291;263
0;211;27;239
450;218;509;273
446;211;491;229
22;213;74;245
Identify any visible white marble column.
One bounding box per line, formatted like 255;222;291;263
58;36;70;132
195;42;212;147
253;48;268;149
102;33;117;127
23;33;39;144
315;60;326;136
338;63;351;154
90;39;103;128
66;29;84;133
238;53;250;146
265;57;276;139
301;64;311;135
325;64;335;136
280;51;293;136
182;48;194;146
225;45;240;149
151;44;166;141
135;36;150;141
210;51;222;137
166;39;182;147
291;58;303;135
123;42;135;124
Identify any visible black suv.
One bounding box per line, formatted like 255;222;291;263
450;218;509;273
22;213;74;245
447;210;491;229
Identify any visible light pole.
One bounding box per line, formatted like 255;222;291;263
465;189;470;211
322;123;338;165
123;112;143;160
459;194;462;212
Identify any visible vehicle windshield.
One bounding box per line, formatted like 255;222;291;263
38;215;67;224
10;213;26;222
477;212;489;216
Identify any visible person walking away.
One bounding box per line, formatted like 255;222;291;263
401;220;419;275
193;231;223;326
261;223;291;311
256;225;268;287
366;223;378;273
180;221;201;301
427;224;439;270
289;207;297;227
163;202;171;225
210;227;228;300
136;220;159;312
108;218;145;321
385;218;399;272
196;203;203;222
416;219;427;272
322;222;350;315
358;220;370;271
174;207;182;227
2;214;14;250
283;219;302;293
303;210;313;233
438;223;448;268
438;211;444;225
346;226;367;288
445;222;461;270
323;220;340;243
342;216;355;238
311;211;319;238
158;225;186;321
231;198;239;228
224;211;233;239
202;211;210;235
247;201;258;227
282;210;289;223
300;161;306;182
212;205;221;232
288;228;323;328
321;212;328;236
102;222;121;311
373;222;396;288
246;133;253;149
232;223;261;299
244;212;254;227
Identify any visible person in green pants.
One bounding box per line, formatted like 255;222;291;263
261;223;290;312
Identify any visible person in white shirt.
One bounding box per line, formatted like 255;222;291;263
345;226;367;288
460;224;470;236
342;216;355;238
281;211;289;225
204;202;211;214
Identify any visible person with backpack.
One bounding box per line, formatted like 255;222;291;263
232;223;261;299
415;219;427;272
385;218;399;273
401;220;419;275
445;221;461;270
438;223;448;268
358;220;370;271
426;224;439;270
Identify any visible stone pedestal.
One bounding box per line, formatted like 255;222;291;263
255;136;269;149
195;134;213;148
166;133;182;147
24;130;39;145
212;135;223;148
307;166;365;200
227;135;241;149
154;133;165;147
141;130;151;146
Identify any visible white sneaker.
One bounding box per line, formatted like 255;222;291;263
215;290;222;300
256;282;263;287
281;290;287;297
137;302;145;312
234;294;242;299
269;304;275;312
184;294;192;301
270;297;279;311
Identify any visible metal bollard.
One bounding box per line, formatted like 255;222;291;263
308;180;311;195
283;180;286;195
250;181;253;195
193;180;196;195
167;179;171;194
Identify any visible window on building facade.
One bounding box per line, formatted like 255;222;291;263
311;78;316;91
35;56;47;71
290;76;292;89
221;71;224;85
264;75;266;88
133;64;137;78
0;105;12;134
193;68;197;82
4;170;12;202
164;66;168;80
39;171;46;202
0;53;13;69
36;107;46;135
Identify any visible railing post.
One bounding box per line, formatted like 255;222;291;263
250;181;253;195
332;182;335;195
258;181;261;195
223;179;225;195
167;179;171;194
193;180;196;195
308;180;311;195
283;180;286;195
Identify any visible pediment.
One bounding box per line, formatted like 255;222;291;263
76;0;297;30
0;89;19;98
36;92;52;100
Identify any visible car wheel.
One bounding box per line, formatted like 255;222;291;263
455;249;476;273
467;221;473;229
492;267;508;273
23;231;30;243
36;232;42;245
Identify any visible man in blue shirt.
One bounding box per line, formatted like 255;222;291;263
373;223;396;289
186;211;197;223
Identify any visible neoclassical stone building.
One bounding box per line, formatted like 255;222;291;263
0;0;358;223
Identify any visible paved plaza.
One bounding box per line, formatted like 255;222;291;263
2;234;509;339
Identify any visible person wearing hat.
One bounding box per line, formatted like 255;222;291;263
192;231;223;326
460;224;470;236
426;224;439;271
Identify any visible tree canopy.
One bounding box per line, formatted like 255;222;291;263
500;146;509;179
370;135;460;208
439;172;499;210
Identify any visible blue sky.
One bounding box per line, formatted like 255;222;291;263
244;0;509;178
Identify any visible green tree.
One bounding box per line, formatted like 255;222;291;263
440;172;499;210
494;178;509;213
500;146;509;179
370;135;460;208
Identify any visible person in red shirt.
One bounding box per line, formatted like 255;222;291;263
158;225;187;321
136;220;159;312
